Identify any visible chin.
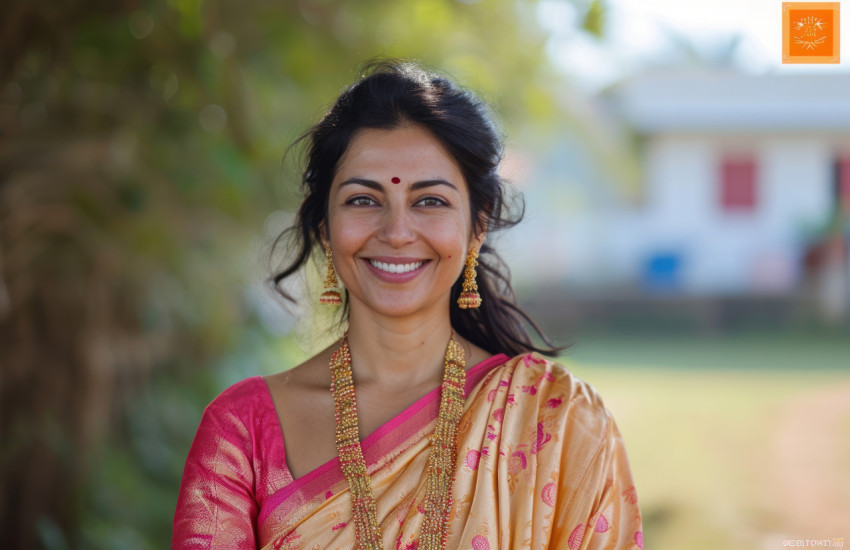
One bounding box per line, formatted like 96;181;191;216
352;294;446;319
370;303;429;319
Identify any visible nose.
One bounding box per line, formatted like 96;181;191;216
377;203;416;247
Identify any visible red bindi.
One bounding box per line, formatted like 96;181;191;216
391;177;401;184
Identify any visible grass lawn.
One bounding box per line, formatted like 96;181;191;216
561;330;850;550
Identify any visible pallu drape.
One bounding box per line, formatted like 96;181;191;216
173;352;644;549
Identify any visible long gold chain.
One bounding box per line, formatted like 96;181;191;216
329;332;466;550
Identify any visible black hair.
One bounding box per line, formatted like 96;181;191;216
269;59;565;357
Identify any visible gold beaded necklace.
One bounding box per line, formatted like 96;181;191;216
328;331;466;550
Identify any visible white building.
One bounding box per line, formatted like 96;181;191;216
504;67;850;321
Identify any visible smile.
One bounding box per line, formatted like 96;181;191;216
368;260;425;273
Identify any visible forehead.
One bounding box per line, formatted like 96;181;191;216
335;125;465;183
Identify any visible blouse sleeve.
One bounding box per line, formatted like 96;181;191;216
172;399;259;549
552;411;644;550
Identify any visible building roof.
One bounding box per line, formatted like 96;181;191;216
600;67;850;133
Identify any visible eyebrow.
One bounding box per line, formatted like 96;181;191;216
338;177;458;192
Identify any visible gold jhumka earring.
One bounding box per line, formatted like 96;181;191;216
319;244;342;306
457;247;482;309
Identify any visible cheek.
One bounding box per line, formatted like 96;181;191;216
430;227;469;255
329;217;368;248
421;212;471;239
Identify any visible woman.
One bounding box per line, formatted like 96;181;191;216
173;60;644;549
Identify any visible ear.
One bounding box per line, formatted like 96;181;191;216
470;228;487;253
470;211;488;252
318;219;329;248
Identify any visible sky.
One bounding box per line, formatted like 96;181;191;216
538;0;849;93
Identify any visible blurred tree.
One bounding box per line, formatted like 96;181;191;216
0;0;606;547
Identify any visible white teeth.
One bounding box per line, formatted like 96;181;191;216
369;260;424;274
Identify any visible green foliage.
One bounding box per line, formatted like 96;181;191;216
580;0;606;37
1;0;604;547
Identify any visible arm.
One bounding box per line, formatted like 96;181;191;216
172;401;259;549
552;412;644;550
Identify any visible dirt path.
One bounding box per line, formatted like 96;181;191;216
770;381;850;536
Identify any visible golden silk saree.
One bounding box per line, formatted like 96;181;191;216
173;352;643;549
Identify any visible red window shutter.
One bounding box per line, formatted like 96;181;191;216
720;155;757;211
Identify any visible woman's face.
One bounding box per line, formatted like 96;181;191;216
324;124;485;320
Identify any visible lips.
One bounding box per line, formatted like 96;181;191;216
362;257;430;282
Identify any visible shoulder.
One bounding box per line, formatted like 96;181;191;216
176;378;267;532
492;352;609;404
206;375;269;413
196;376;274;443
486;351;614;438
181;377;273;478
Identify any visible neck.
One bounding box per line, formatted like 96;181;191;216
344;303;461;389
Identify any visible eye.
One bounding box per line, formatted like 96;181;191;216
346;195;378;207
416;195;449;207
